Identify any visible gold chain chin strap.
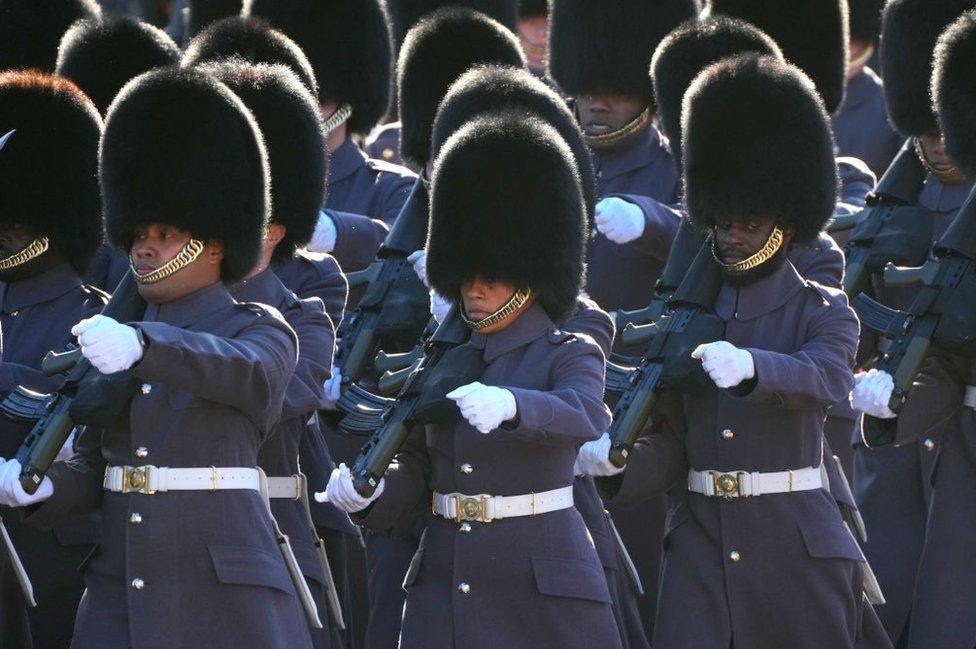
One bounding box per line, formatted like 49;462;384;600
0;236;49;270
914;137;966;186
712;227;785;273
322;103;353;136
130;239;205;285
461;288;533;330
583;108;652;150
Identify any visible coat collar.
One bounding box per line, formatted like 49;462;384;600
328;138;368;185
143;280;235;328
0;262;83;313
918;174;974;214
468;303;554;363
591;122;668;181
715;259;807;322
228;266;289;310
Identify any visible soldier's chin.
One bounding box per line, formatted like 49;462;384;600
0;253;46;283
135;274;184;304
721;244;788;287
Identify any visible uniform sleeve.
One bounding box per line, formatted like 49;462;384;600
878;351;969;446
23;423;105;530
372;171;415;227
562;297;615;356
834;157;877;217
790;233;845;289
355;423;431;532
606;193;682;260
327;209;390;272
0;363;61;396
281;299;335;422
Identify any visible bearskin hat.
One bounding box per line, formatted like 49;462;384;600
707;0;849;114
55;17;180;115
0;71;102;272
183;17;318;96
186;0;244;40
100;66;269;282
548;0;699;107
387;0;518;49
0;0;100;72
683;55;837;243
880;0;974;138
518;0;548;17
651;15;782;154
398;8;525;169
201;60;327;263
933;9;976;178
426;113;585;321
247;0;392;135
432;65;595;223
849;0;884;44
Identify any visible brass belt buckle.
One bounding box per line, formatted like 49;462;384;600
712;472;741;500
122;465;156;495
454;495;493;523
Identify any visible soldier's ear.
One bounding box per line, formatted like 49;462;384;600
204;241;225;266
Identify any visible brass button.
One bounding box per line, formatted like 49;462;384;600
729;551;741;563
141;383;152;395
459;522;471;533
129;512;143;525
131;578;145;590
382;148;395;161
458;582;471;594
127;468;146;490
923;438;936;452
722;429;734;440
459;463;473;475
135;447;149;459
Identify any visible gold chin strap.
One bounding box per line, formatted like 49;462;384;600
712;227;785;274
322;103;353;136
131;239;205;285
583;107;652;151
914;137;966;186
461;288;532;331
0;236;49;271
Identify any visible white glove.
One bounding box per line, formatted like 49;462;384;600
851;369;896;419
314;463;385;513
576;433;625;477
0;459;53;507
71;315;143;374
322;365;342;410
692;341;755;389
308;210;338;253
430;291;452;324
408;250;429;288
447;382;517;434
595;197;646;244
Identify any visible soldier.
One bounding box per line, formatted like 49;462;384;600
516;0;549;80
55;15;181;293
0;0;100;73
0;66;312;648
0;70;105;649
326;111;622;649
204;59;341;649
832;0;902;177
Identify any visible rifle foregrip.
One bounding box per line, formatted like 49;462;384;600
608;384;659;469
375;346;422;373
41;348;82;377
377;367;411;396
621;321;660;347
340;329;378;385
843;259;869;298
352;420;410;498
19;410;74;494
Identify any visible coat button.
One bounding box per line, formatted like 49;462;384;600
382;148;395;161
923;438;936;452
129;512;143;525
135;447;149;459
140;383;152;395
458;582;471;594
131;578;145;590
729;551;741;563
459;522;471;533
722;429;734;440
459;463;473;475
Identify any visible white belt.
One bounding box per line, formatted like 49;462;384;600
964;385;976;409
688;465;824;499
266;475;305;501
103;465;261;494
432;485;573;523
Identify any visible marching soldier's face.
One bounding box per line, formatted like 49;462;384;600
461;277;534;334
576;92;646;136
518;14;549;70
0;221;59;281
130;223;223;304
714;215;788;264
918;131;956;175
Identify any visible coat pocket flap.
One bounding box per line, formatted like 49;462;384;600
209;545;295;595
289;540;328;586
797;521;865;562
531;556;612;604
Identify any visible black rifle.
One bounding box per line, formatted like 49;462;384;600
606;243;725;467
334;178;432;387
854;186;976;445
843;139;929;298
4;272;146;493
345;307;485;497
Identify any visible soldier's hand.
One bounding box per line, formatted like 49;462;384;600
408;250;429;288
308;210;338;253
692;341;755;389
316;463;384;513
430;290;452;324
851;369;896;419
595;197;645;244
72;315;144;374
322;365;342;410
576;433;625;477
447;382;517;434
0;459;53;507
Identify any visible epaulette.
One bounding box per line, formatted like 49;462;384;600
82;283;111;305
548;327;578;344
365;156;412;177
803;279;843;306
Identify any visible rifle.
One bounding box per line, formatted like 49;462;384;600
333;178;432;387
3;272;146;493
344;306;485;497
853;186;976;446
606;243;726;467
843;139;930;298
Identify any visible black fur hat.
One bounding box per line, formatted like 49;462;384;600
518;0;548;17
201;60;327;263
707;0;849;114
934;9;976;177
100;66;269;282
0;0;100;72
247;0;392;135
387;0;518;49
849;0;884;44
183;16;318;97
398;7;525;168
56;16;180;115
880;0;974;137
548;0;700;107
683;55;838;243
651;15;782;153
432;65;595;223
0;71;103;272
186;0;244;40
426;113;585;321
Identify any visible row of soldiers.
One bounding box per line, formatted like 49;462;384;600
0;0;972;647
